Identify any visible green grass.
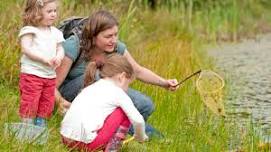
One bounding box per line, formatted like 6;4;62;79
1;0;271;151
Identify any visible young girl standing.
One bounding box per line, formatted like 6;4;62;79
18;0;64;127
61;54;148;151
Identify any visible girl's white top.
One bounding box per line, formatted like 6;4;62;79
60;79;146;143
19;26;65;78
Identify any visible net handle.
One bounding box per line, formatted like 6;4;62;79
123;136;134;144
174;70;201;87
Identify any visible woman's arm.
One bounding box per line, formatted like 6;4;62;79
123;50;178;91
56;56;73;89
55;56;73;108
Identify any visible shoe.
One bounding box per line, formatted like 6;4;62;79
145;124;164;139
35;117;47;127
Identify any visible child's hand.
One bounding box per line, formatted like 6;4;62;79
42;58;54;68
134;134;149;143
48;56;62;69
52;56;63;68
143;134;149;142
42;58;57;69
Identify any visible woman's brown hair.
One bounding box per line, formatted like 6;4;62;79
23;0;56;26
80;10;118;62
84;53;134;88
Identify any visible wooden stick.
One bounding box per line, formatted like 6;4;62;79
174;70;201;87
123;136;134;144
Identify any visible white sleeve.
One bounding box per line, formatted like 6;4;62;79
18;26;38;38
116;90;147;142
52;26;65;43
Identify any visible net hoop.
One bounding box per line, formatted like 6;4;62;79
196;70;225;94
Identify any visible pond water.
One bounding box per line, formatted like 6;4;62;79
209;34;271;145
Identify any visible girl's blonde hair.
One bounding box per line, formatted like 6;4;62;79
23;0;56;26
84;53;134;87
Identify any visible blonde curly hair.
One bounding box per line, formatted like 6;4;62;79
23;0;56;26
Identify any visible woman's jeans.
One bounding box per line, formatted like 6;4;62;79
60;75;162;137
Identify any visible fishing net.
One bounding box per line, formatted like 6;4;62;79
196;70;225;116
4;123;49;144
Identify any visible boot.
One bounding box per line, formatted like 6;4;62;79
104;125;129;152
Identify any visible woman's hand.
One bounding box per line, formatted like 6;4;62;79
57;98;71;115
55;89;71;115
161;79;179;91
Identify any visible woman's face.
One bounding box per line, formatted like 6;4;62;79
94;25;118;53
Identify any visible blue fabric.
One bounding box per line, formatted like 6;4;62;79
127;88;154;121
115;41;126;55
62;35;80;62
128;123;164;139
126;88;164;138
60;74;84;102
35;117;47;127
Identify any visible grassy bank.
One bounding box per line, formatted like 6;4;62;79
0;0;270;151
